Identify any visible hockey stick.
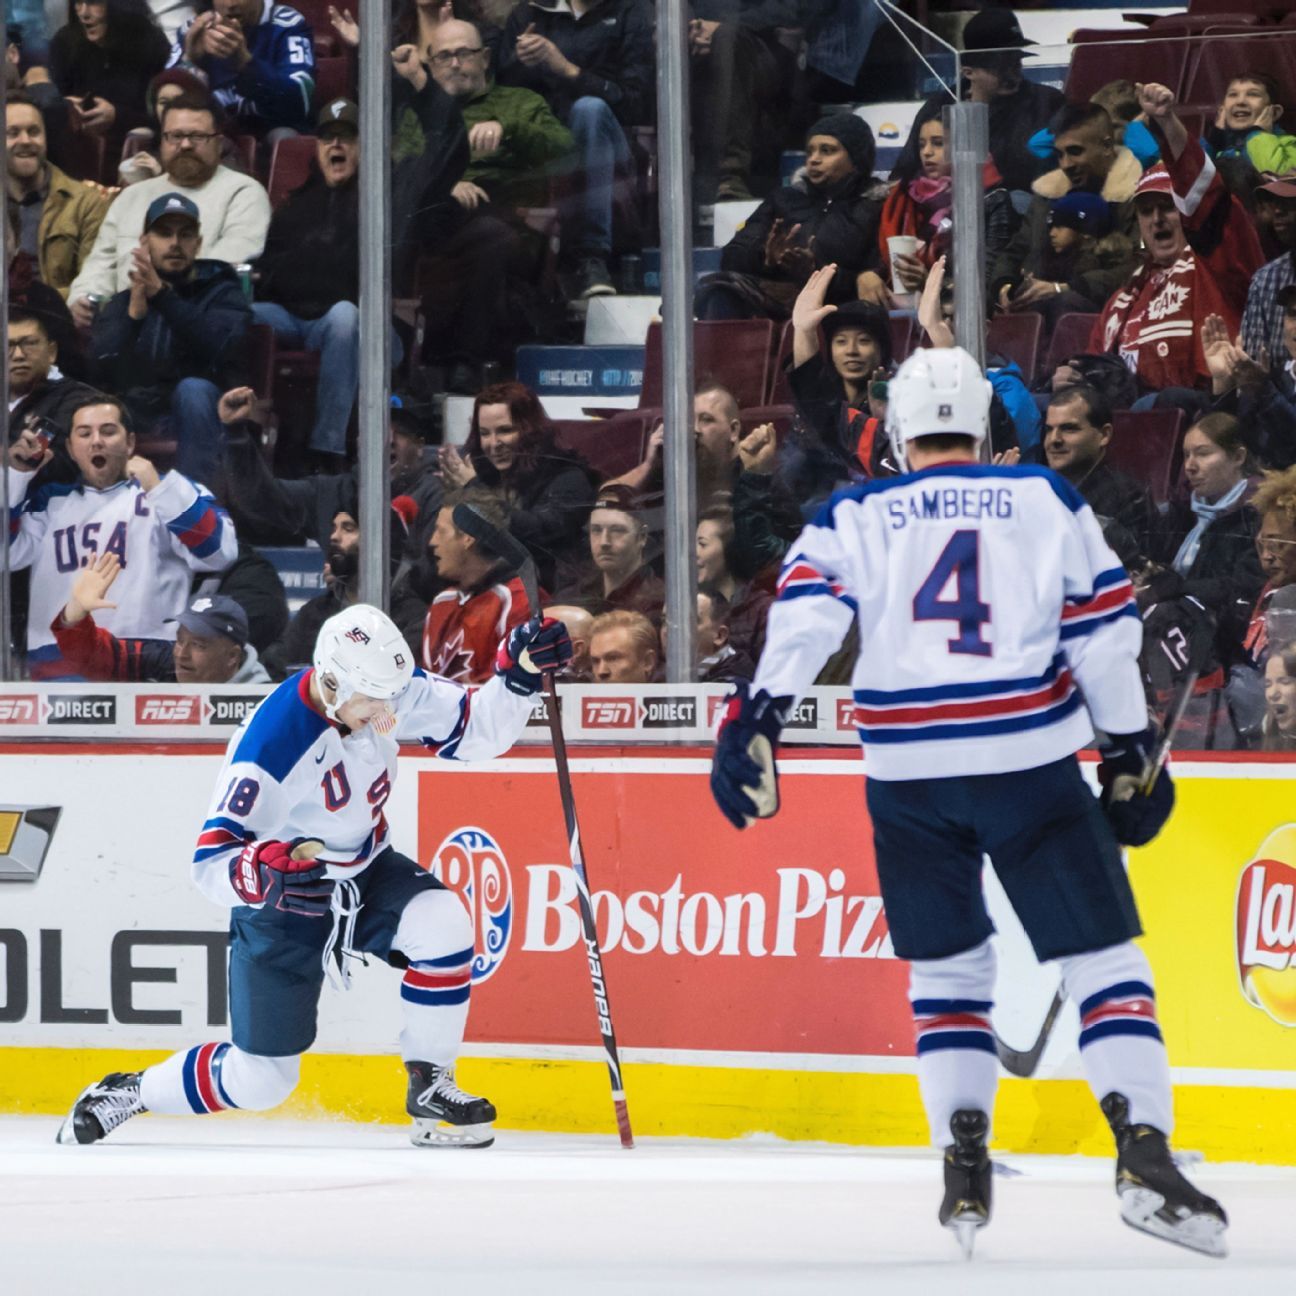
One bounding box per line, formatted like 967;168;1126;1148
993;667;1200;1078
451;505;636;1148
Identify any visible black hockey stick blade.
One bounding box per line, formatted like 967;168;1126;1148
995;987;1064;1078
1141;667;1200;795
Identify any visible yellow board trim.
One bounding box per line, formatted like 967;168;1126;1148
5;1046;1295;1163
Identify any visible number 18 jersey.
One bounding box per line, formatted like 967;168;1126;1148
753;464;1149;781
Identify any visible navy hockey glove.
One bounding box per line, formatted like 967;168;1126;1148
1097;727;1175;848
230;838;333;917
495;616;573;695
711;682;792;829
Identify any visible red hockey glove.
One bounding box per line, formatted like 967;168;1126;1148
230;838;333;917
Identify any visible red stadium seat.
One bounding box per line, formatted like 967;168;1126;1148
639;320;774;411
1038;312;1101;385
1107;409;1187;507
1181;34;1296;111
267;134;317;208
551;416;647;482
312;56;356;111
1147;14;1259;35
986;312;1042;382
1066;38;1189;105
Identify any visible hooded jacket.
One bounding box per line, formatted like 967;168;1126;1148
90;257;251;419
989;146;1142;306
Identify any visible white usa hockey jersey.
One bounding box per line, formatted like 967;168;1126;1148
753;463;1148;780
6;469;238;678
192;667;533;908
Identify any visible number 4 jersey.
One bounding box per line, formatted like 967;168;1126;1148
753;463;1150;781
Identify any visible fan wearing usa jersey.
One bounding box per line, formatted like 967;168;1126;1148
6;394;238;679
711;348;1227;1259
58;603;572;1151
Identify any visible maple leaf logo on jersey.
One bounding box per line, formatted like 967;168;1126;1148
1146;280;1189;322
433;629;474;682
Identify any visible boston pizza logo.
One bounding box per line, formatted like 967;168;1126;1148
430;826;513;983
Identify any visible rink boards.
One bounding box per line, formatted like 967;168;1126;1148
2;740;1296;1163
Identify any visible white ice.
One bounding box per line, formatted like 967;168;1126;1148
2;1114;1290;1295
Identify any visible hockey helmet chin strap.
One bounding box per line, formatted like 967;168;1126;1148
318;669;396;730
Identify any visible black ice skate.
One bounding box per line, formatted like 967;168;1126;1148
56;1072;146;1145
1101;1092;1228;1258
405;1062;496;1149
939;1109;992;1259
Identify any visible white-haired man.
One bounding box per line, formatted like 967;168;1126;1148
58;604;571;1150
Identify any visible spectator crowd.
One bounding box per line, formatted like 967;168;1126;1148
5;3;1296;749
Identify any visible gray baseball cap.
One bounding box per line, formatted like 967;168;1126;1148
173;595;248;646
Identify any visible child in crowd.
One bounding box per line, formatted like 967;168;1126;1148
1002;191;1132;316
1205;73;1296;177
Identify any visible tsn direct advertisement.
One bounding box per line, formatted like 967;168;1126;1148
3;740;1296;1153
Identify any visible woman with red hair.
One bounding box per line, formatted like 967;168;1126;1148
439;381;598;590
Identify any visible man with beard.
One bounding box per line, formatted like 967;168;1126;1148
607;382;742;508
68;94;270;326
1242;177;1296;365
4;393;239;678
51;555;270;683
5;91;109;298
252;97;366;471
90;191;250;489
260;507;368;680
169;0;315;141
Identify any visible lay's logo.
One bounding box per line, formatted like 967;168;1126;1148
1236;826;1296;1027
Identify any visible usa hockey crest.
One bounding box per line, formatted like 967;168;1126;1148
430;826;513;982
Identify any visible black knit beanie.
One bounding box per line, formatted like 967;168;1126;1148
807;113;874;172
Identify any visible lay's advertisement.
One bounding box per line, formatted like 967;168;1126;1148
1126;766;1296;1086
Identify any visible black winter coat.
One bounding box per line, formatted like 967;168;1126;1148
470;446;598;592
257;170;359;320
497;0;655;127
90;259;250;423
48;19;170;143
1147;489;1265;660
720;169;887;304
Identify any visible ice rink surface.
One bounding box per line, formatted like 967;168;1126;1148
3;1115;1289;1295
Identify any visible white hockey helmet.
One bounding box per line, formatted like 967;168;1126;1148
313;604;414;720
885;346;992;470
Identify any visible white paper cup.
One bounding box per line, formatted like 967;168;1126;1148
887;235;920;294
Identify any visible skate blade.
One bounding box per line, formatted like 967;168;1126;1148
409;1117;495;1149
55;1081;98;1146
1118;1187;1228;1258
945;1214;983;1260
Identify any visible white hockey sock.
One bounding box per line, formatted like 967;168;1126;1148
393;889;474;1067
1060;941;1173;1134
139;1044;299;1114
909;939;999;1147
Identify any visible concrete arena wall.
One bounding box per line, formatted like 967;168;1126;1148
2;740;1295;1164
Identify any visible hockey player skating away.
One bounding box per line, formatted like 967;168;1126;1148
58;604;571;1149
711;348;1227;1259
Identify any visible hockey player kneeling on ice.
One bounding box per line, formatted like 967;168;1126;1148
58;603;572;1150
711;347;1228;1259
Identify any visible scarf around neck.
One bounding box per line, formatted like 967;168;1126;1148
1172;476;1248;575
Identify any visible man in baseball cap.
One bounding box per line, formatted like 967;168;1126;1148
88;183;251;489
249;95;367;472
51;559;271;683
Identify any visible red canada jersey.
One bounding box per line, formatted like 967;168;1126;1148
420;576;535;684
